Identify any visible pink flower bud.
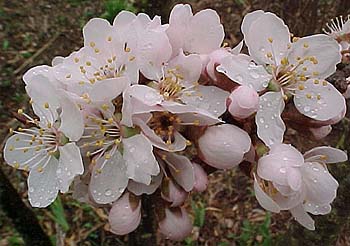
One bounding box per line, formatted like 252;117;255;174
309;125;332;140
198;124;251;169
159;207;193;241
108;192;141;235
205;48;231;81
193;163;208;192
161;179;188;207
228;85;259;119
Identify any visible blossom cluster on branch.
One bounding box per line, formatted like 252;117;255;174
3;4;349;240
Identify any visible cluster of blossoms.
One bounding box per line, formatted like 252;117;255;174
4;4;349;240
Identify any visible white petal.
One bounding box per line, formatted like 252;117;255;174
128;172;163;196
184;9;224;54
4;133;46;170
241;10;265;37
302;162;338;205
28;157;59;207
217;55;271;92
83;18;113;51
57;143;84;193
123;134;160;184
58;93;84;141
245;12;291;65
89;77;129;102
290;204;315;230
288;34;341;79
303;146;348;163
253;174;280;213
128;85;163;106
274;185;305;210
304;202;331;215
231;40;244;55
89;151;128;204
294;79;346;121
168;51;202;83
180;85;229;117
256;91;286;146
113;11;136;28
163;152;195;192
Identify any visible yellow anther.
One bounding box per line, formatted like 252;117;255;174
29;99;33;104
14;162;20;169
303;43;309;48
114;139;121;145
101;104;109;111
79;81;85;85
37;167;44;173
283;94;288;100
105;153;111;159
108;118;113;124
320;155;328;160
185;140;192;146
298;84;305;90
17;108;23;114
317;94;321;100
287;43;291;49
268;37;273;43
302;67;307;71
94;48;100;53
322;81;328;86
35;146;41;151
18;127;24;132
89;42;96;47
125;47;131;52
312;71;319;76
74;57;79;63
87;151;91;157
91;159;96;165
193;120;200;126
47;122;52;128
266;52;272;58
112;56;117;61
89;78;96;84
9;145;14;151
281;57;289;66
9;128;13;134
107;36;112;42
15;137;20;141
23;148;29;153
86;61;92;66
306;93;312;99
314;79;319;84
96;168;102;174
66;74;72;79
44;102;49;109
24;165;29;171
161;154;167;160
107;58;113;63
292;37;299;43
129;56;136;61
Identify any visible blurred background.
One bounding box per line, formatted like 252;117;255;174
0;0;349;245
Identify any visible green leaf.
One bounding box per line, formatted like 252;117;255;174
49;196;70;232
191;201;206;227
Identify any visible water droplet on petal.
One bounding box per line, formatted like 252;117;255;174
235;75;243;82
313;178;318;183
34;202;41;207
279;167;286;174
259;117;265;123
250;71;259;79
105;189;112;196
29;187;34;193
312;167;319;172
304;106;311;112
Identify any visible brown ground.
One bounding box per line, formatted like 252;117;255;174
0;0;349;245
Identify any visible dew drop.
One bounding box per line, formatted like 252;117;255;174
57;168;62;174
259;117;265;123
313;178;318;183
105;189;112;196
312;166;319;172
29;187;34;193
67;171;72;176
279;167;286;174
250;71;259;79
304;106;311;112
34;202;41;207
129;147;135;153
118;187;124;193
264;124;269;128
235;75;243;82
259;47;266;52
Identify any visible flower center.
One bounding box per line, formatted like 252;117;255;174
158;69;185;100
148;112;182;145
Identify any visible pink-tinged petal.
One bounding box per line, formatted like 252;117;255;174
167;4;193;57
83;18;112;49
302;162;338;205
269;144;304;165
109;193;141;235
57;143;84;193
294;79;346;121
193;163;208;192
163;152;195;192
205;48;231;81
184;9;224;54
288;34;341;79
28;157;59;207
228;85;259;119
256;91;285;146
113;10;136;28
217;55;271;92
241;10;265;37
89;151;128;204
273;185;305;210
303;146;348;163
198;124;251;169
159;207;193;241
58;93;84;141
128;172;163;196
133;117;187;152
231;40;244;55
128;85;163;106
25;74;60;125
180;85;229;117
287;167;302;191
168;51;202;83
4;133;47;170
290;204;315;230
161;179;188;207
245;12;291;65
138;29;172;80
89;77;129;102
257;155;286;185
309;125;332;140
23;65;61;88
253;174;280;213
123;134;160;185
304;202;331;215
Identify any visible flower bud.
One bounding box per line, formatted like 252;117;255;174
161;179;188;207
198;124;251;169
193;163;208;192
205;48;231;81
227;85;259;119
108;192;141;235
159;207;193;241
